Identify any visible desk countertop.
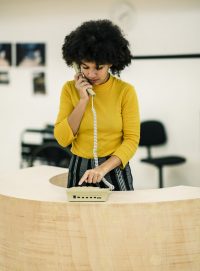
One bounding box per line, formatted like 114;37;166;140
0;165;200;203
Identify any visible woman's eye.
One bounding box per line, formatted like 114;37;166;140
81;66;103;71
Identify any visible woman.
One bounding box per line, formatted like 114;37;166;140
54;19;140;191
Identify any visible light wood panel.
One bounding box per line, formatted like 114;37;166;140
0;166;200;270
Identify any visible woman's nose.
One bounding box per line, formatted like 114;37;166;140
87;69;97;78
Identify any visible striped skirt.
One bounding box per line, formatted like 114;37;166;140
67;154;134;191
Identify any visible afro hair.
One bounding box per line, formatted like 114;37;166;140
62;19;133;75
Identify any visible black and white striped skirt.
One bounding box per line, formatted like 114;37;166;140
67;154;134;191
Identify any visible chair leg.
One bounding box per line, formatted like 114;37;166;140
158;167;163;188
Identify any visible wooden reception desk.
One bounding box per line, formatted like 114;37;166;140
0;166;200;271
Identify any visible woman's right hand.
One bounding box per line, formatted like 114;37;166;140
74;73;92;100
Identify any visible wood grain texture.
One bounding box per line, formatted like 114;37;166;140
0;166;200;270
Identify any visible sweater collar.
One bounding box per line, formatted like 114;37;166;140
93;74;114;92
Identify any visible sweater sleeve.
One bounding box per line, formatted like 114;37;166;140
112;85;140;168
54;83;76;147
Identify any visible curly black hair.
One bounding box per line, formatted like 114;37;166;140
62;19;133;75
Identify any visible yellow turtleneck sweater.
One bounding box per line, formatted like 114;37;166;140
54;75;140;168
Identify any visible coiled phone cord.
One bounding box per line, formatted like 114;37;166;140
91;96;115;191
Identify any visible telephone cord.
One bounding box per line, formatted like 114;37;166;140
91;96;115;191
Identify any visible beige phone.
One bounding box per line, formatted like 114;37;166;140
73;62;95;96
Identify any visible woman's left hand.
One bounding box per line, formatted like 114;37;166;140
78;167;106;185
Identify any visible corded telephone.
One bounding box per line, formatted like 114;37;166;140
67;186;111;202
66;62;115;201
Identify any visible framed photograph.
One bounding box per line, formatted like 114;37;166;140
16;43;46;67
32;72;46;94
0;43;12;67
0;71;10;84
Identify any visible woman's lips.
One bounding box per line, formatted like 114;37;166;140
89;79;98;84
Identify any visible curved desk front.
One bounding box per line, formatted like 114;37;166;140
0;166;199;271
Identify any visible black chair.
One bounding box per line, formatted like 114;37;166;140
29;142;72;168
20;125;55;168
139;120;186;188
20;124;72;168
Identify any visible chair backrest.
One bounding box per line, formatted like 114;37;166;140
30;142;72;168
139;120;167;147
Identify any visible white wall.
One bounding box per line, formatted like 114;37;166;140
0;0;200;188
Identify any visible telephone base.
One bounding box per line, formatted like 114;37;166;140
66;187;111;202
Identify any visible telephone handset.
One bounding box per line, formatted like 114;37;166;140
73;62;96;96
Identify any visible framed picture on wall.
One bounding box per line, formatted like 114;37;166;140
0;71;10;84
32;72;46;94
0;43;12;67
16;43;46;67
